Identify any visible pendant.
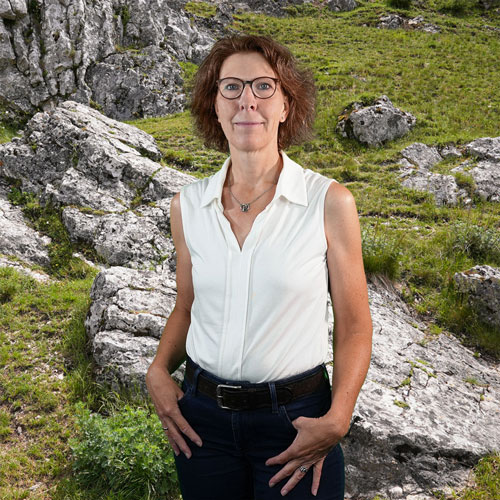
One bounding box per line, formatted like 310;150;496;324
240;203;250;212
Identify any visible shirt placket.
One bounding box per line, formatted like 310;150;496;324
215;203;275;380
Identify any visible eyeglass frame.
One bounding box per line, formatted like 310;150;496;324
216;76;280;100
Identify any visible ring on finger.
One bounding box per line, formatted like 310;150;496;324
298;465;308;474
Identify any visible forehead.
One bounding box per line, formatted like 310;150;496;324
219;52;276;79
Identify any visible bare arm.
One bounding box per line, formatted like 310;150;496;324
324;181;373;435
145;191;202;457
266;181;372;496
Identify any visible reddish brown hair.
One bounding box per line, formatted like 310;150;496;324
191;35;317;152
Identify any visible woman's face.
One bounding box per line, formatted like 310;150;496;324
214;52;289;154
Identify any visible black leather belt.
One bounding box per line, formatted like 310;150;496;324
185;359;328;411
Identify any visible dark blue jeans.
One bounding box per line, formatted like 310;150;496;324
173;359;345;500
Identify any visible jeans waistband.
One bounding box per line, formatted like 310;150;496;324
184;356;329;412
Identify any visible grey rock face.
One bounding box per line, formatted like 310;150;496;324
466;136;500;162
402;142;442;169
0;0;215;119
399;167;469;206
0;101;195;269
0;178;51;267
84;265;179;391
468;160;500;202
398;139;500;205
378;14;441;33
453;265;500;330
87;46;186;120
337;95;416;146
327;0;358;12
342;277;500;499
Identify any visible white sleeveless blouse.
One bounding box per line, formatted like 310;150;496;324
180;151;337;382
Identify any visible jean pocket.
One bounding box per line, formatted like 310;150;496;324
278;389;331;431
177;379;193;407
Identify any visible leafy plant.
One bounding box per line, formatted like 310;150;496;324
70;404;180;499
445;221;500;264
361;224;404;279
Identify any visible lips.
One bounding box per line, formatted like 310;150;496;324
234;121;264;126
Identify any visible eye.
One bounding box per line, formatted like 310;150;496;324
256;82;271;90
224;82;241;91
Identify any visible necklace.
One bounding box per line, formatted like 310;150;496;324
227;158;281;213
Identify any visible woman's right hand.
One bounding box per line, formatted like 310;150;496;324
146;363;203;458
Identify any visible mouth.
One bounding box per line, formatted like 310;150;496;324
234;122;264;126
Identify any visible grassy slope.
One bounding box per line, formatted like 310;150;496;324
0;1;499;499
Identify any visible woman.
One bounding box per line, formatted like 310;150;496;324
146;35;372;499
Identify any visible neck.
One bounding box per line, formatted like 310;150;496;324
227;147;282;189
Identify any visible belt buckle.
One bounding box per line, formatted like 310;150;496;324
216;384;242;410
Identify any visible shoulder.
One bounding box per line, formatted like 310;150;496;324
325;181;356;211
324;182;361;246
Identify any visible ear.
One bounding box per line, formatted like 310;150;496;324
280;96;289;122
214;101;220;122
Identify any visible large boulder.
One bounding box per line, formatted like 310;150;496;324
84;265;178;391
0;101;195;270
343;277;500;499
337;95;416;146
453;265;500;330
0;0;215;120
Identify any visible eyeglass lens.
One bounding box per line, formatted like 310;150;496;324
218;77;277;99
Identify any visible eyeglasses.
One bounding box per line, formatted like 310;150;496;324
216;77;279;100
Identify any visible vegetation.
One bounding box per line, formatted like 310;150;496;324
0;1;499;498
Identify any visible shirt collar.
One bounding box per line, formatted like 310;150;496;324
199;151;308;208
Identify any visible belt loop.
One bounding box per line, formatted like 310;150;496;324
191;365;202;396
268;382;278;414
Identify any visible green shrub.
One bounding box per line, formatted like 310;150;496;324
70;404;180;500
386;0;413;9
436;0;477;14
361;225;404;279
445;221;500;264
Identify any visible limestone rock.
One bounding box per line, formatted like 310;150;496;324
378;14;441;33
84;265;179;391
398;139;500;205
466;136;500;162
87;46;186;121
468;160;500;202
327;0;358;12
440;144;462;159
0;0;215;119
0;178;51;267
453;265;500;329
401;143;442;169
337;95;416;146
342;277;500;499
399;168;469;206
0;101;195;270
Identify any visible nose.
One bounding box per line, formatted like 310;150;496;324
239;83;257;111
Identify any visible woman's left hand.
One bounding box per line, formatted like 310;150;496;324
265;414;344;496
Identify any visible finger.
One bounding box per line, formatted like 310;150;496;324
166;423;194;459
311;459;325;496
265;445;296;466
172;409;203;447
279;464;311;496
268;459;302;487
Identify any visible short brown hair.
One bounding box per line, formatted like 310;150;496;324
191;35;316;152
